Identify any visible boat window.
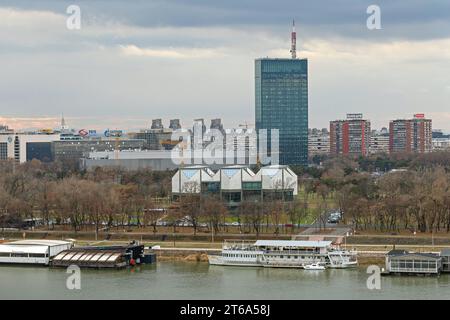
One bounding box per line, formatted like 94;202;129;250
81;253;94;261
53;252;67;260
71;253;85;261
11;253;28;258
99;254;112;262
107;254;121;262
62;253;76;261
29;253;46;258
89;253;104;262
0;253;11;257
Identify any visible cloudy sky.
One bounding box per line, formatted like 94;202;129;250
1;0;450;132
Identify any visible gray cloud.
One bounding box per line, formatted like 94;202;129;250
1;1;450;132
3;0;450;40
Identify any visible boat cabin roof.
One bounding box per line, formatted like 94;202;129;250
388;251;441;261
254;240;332;248
0;240;73;254
0;244;49;254
5;240;72;247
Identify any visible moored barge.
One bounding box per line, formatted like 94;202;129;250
51;242;156;269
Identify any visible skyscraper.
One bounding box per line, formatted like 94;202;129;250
255;22;308;166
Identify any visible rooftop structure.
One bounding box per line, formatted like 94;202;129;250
169;119;181;130
129;119;181;150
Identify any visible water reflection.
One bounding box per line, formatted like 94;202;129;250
0;262;449;300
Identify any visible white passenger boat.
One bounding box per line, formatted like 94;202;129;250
328;250;359;268
208;240;357;269
208;241;264;267
303;263;326;270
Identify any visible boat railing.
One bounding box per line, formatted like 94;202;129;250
223;240;259;251
262;249;322;255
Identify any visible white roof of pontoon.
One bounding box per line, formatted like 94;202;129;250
4;240;72;247
0;244;48;254
254;240;333;248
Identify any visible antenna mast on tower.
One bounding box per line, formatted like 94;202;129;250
290;19;297;59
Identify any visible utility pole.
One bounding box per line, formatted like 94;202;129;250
432;230;435;247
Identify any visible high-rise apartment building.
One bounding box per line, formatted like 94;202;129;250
308;128;330;156
330;114;371;156
389;114;432;154
369;128;390;154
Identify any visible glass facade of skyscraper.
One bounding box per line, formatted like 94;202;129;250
255;58;308;166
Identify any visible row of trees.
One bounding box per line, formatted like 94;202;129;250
0;160;172;236
301;152;450;233
1;151;450;235
335;168;450;233
171;193;311;237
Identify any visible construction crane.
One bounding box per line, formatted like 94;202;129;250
238;122;254;130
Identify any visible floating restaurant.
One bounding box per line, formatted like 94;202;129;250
384;250;442;276
0;240;73;265
440;249;450;273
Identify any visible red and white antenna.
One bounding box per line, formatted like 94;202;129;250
290;19;297;59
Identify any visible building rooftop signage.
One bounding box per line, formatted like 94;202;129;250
346;113;363;120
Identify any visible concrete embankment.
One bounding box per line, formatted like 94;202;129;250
154;248;220;262
356;251;386;266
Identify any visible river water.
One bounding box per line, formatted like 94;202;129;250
1;262;449;300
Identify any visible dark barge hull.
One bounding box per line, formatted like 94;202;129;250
50;243;156;269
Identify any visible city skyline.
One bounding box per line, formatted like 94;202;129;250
1;1;450;132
